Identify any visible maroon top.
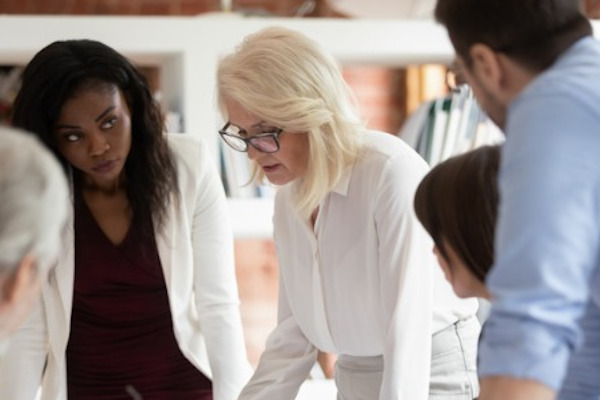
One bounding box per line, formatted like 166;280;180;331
66;192;212;400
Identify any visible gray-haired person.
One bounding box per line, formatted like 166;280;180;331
0;125;69;350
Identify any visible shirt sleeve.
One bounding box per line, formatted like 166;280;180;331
191;141;253;400
478;93;600;389
375;152;434;400
238;228;318;400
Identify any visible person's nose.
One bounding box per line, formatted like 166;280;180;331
89;131;110;157
247;144;261;161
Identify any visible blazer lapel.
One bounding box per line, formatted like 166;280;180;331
44;206;75;359
156;193;177;302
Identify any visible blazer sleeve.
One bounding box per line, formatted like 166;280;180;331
189;139;252;400
0;293;48;400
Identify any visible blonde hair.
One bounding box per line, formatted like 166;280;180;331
217;26;365;220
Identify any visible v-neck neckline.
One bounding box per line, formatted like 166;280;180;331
76;188;133;249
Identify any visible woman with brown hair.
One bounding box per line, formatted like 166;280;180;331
414;144;501;300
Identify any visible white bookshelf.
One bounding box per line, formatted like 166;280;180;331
0;15;202;136
11;15;596;237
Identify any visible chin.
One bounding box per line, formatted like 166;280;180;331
266;175;294;186
454;287;475;299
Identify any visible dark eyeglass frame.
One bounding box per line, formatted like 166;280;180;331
218;121;284;154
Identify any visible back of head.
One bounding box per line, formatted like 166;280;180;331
217;26;364;219
435;0;591;71
414;145;501;282
0;126;69;275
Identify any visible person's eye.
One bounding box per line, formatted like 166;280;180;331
101;117;118;130
62;132;82;142
253;127;279;136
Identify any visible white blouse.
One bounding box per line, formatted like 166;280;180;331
239;130;477;400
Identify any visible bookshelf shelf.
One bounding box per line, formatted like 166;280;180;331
4;15;597;237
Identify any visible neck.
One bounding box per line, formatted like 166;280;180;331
498;54;538;106
80;173;126;195
480;285;492;301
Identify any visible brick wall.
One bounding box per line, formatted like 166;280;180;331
586;0;600;18
0;0;317;15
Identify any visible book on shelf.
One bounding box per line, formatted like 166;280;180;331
439;87;468;162
428;96;450;166
451;89;475;155
398;85;505;165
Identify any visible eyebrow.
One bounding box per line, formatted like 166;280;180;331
251;121;267;128
55;106;117;130
94;106;117;122
230;120;269;132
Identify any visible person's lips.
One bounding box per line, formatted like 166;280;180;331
262;163;280;173
92;159;118;174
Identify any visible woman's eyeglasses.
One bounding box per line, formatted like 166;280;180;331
219;122;283;154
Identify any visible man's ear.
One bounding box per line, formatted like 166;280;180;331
469;43;505;94
0;255;37;308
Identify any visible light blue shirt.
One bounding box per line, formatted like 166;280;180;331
478;36;600;399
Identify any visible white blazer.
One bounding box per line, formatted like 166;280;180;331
0;133;252;400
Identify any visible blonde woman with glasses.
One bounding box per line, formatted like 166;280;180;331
217;26;480;400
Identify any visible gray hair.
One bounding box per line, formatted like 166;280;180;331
0;126;69;274
217;26;365;220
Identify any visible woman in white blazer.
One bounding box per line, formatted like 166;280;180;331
0;39;251;400
217;26;480;400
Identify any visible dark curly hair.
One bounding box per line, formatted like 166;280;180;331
11;39;177;233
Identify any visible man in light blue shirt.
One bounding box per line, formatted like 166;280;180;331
434;1;600;399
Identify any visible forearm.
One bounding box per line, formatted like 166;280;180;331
479;377;556;400
239;319;318;400
317;351;336;378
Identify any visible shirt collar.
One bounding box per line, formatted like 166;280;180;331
331;163;353;196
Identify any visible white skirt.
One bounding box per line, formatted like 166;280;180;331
334;316;480;400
